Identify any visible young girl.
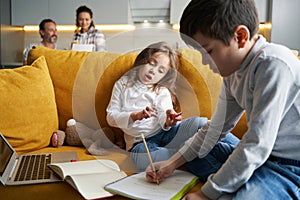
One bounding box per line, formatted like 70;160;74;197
106;42;207;171
72;5;105;52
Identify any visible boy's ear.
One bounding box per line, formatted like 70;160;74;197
235;25;249;48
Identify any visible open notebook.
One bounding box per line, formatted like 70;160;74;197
105;170;199;200
48;159;127;199
0;133;77;186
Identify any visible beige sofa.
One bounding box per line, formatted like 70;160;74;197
0;46;247;199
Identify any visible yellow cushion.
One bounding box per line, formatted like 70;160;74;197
96;53;137;129
177;48;223;118
27;46;90;130
0;56;58;152
28;46;120;130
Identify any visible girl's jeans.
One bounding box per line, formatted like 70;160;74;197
130;116;207;171
184;133;300;200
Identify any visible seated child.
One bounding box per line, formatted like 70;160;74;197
106;41;207;171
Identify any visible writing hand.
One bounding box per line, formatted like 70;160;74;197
145;160;175;184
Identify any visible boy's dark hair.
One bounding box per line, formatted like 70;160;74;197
76;5;95;30
180;0;259;46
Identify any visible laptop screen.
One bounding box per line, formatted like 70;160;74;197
0;135;14;176
71;44;94;52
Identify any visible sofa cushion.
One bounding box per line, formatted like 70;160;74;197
0;56;58;152
95;53;137;129
27;46;90;131
27;46;122;143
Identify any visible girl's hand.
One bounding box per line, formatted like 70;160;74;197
165;109;182;127
130;106;157;121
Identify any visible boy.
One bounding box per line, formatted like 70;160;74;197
146;0;300;199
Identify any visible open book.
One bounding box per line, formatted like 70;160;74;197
48;159;127;199
104;170;199;200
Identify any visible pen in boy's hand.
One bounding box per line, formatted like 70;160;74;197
154;170;160;185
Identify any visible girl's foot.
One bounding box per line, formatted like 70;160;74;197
51;132;58;147
51;131;65;147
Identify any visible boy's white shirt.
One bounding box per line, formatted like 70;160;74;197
179;35;300;199
106;76;173;151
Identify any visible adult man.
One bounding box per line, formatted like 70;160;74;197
23;18;65;64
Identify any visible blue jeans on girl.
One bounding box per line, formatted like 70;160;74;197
130;116;207;171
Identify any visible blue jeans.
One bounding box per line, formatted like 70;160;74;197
184;133;300;199
130;116;207;171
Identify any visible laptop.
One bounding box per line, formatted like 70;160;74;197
0;133;78;186
71;43;94;52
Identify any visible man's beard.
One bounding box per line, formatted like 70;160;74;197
46;35;57;43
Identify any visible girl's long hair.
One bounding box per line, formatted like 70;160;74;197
125;41;179;94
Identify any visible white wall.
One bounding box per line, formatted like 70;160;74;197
170;0;190;24
1;0;24;65
11;0;132;25
270;0;300;51
255;0;270;22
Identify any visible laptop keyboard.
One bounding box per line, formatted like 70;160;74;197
14;154;52;181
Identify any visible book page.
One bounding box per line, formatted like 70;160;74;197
105;170;199;200
49;159;120;178
65;171;127;200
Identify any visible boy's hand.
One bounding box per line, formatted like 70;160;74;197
165;109;182;128
145;160;175;184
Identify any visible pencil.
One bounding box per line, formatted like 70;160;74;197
141;133;159;185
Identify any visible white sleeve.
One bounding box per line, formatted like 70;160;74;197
106;78;131;129
155;88;174;130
